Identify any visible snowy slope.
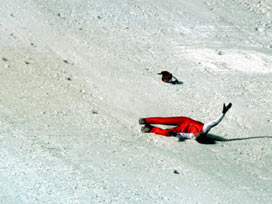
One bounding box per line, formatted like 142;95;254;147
0;0;271;203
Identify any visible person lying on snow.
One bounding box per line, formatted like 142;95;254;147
139;103;232;140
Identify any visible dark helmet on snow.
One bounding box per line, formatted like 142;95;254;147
157;71;173;82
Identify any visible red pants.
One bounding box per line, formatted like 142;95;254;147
145;117;204;136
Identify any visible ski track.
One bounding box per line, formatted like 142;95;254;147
0;0;271;203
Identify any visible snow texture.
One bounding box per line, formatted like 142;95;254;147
0;0;271;203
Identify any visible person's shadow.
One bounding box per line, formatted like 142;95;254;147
195;134;272;145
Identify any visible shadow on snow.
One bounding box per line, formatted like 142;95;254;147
195;134;272;145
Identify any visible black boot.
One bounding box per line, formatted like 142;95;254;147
139;118;146;125
141;124;152;133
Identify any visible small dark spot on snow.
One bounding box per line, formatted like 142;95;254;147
173;170;180;174
218;51;224;55
97;16;102;20
2;57;8;61
67;77;72;81
57;13;61;17
92;110;98;114
80;89;86;94
25;61;30;65
63;60;69;64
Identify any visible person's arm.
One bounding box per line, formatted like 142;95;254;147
176;132;196;139
169;128;203;139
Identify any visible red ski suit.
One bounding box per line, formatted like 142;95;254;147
145;117;204;136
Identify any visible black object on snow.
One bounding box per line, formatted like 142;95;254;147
157;71;183;85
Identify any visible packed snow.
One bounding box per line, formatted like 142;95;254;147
0;0;271;203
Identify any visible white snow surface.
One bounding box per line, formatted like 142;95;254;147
0;0;272;203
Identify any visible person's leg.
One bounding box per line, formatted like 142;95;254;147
140;117;187;126
141;124;173;136
202;113;225;134
150;126;172;136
